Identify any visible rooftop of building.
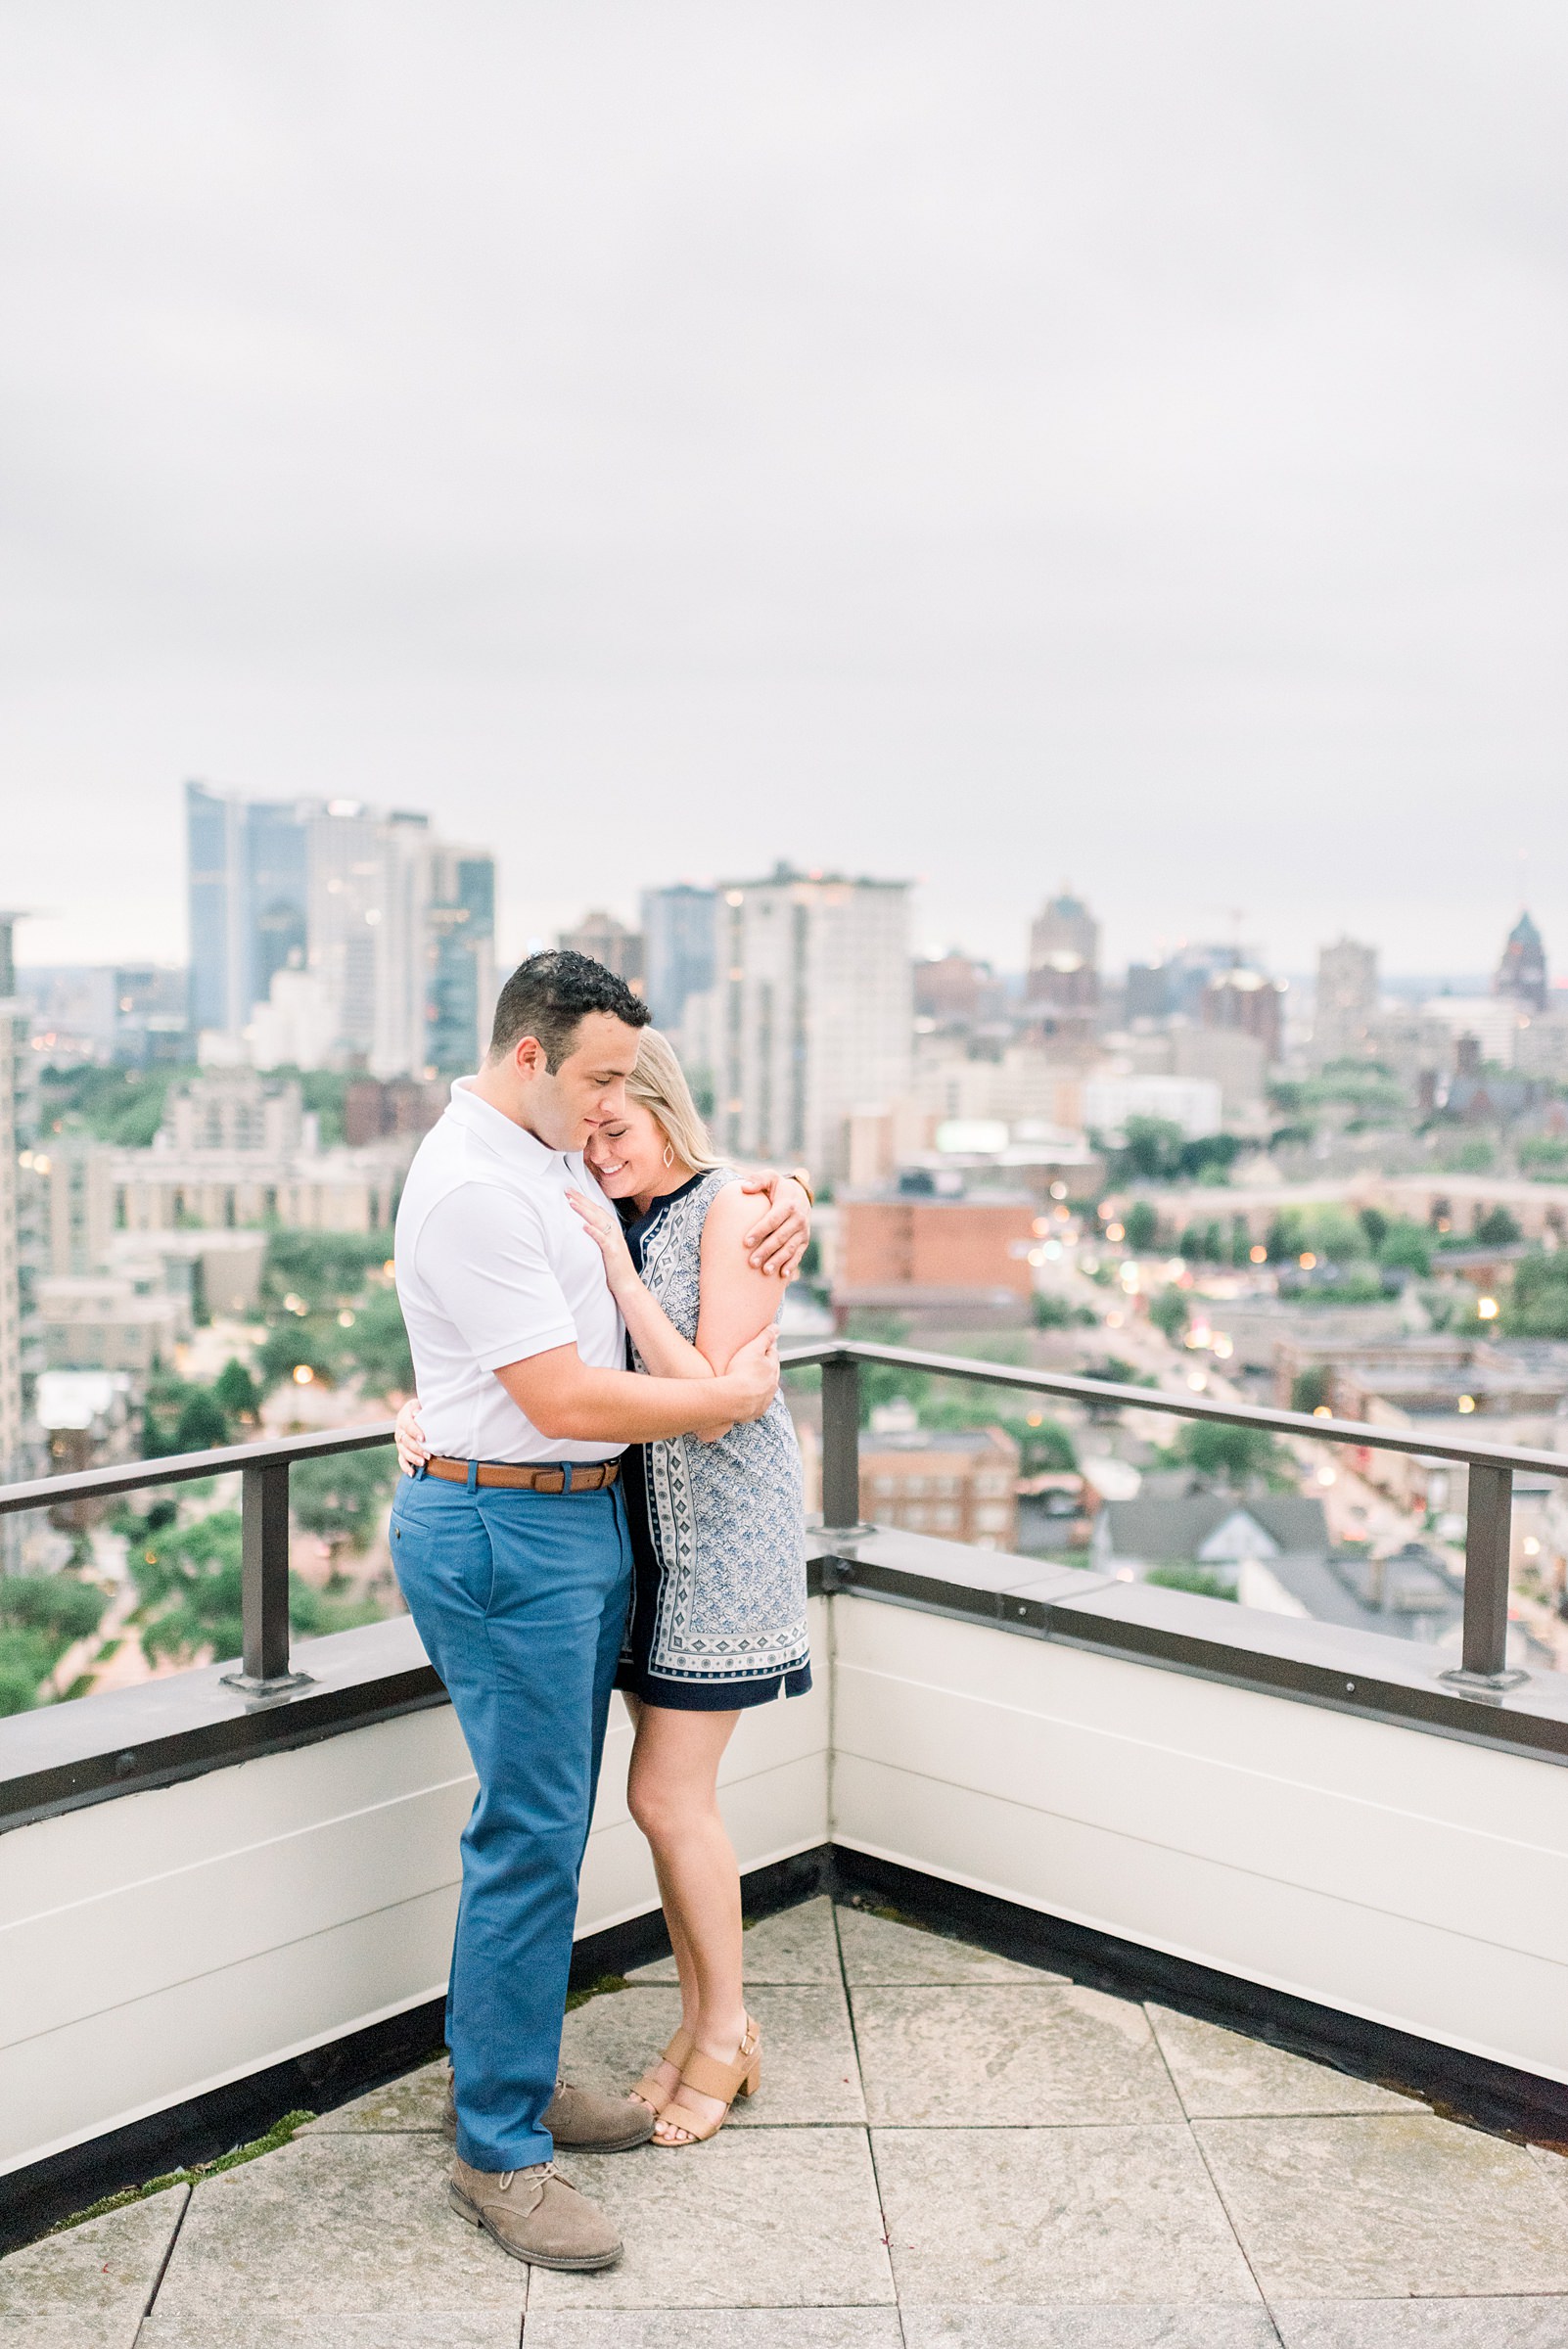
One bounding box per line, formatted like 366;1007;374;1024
9;1888;1568;2343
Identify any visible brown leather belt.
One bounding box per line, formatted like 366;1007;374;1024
425;1455;621;1494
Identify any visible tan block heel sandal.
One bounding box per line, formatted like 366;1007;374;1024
654;2017;761;2147
631;2024;695;2116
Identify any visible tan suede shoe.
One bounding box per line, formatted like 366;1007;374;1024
449;2157;622;2270
441;2066;654;2151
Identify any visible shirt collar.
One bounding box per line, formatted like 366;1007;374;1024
446;1076;563;1173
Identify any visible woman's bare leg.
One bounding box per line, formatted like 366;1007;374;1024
624;1701;746;2142
623;1695;702;2111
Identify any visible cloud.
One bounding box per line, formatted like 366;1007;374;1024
5;1;1567;973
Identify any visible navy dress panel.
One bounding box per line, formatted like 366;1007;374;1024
615;1170;811;1712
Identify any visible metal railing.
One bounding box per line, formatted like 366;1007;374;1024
1;1339;1565;1711
785;1340;1568;1693
0;1423;395;1699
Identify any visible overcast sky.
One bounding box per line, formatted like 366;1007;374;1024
5;2;1566;980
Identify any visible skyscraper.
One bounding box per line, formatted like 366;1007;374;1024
1312;937;1379;1067
186;785;498;1075
715;865;911;1178
307;803;437;1078
558;911;643;987
1496;912;1547;1014
186;782;247;1036
641;885;717;1032
186;784;311;1039
426;847;497;1073
1027;889;1100;1012
244;801;311;1012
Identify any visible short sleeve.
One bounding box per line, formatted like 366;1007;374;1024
415;1182;578;1370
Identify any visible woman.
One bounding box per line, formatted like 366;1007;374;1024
396;1029;809;2148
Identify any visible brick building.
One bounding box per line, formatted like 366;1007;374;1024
859;1425;1020;1548
835;1193;1038;1314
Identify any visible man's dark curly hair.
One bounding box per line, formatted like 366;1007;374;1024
486;948;651;1072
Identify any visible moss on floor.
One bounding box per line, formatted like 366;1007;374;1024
48;2108;317;2237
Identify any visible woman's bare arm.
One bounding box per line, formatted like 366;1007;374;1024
567;1189;716;1381
692;1184;787;1375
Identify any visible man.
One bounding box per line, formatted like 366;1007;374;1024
392;950;808;2272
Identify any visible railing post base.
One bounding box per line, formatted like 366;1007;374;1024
1437;1664;1529;1696
219;1668;316;1701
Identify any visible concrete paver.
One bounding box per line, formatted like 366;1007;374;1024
4;1893;1565;2347
526;2127;895;2310
1196;2114;1568;2301
561;1982;865;2128
1146;2005;1418;2120
836;1904;1067;1986
629;1894;842;1985
873;2122;1263;2307
852;1983;1184;2127
0;2186;188;2349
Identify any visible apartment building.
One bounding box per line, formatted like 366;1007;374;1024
711;866;911;1180
858;1423;1020;1549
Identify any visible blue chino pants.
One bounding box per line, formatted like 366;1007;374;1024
390;1467;631;2173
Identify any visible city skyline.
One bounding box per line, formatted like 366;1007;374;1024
11;778;1563;992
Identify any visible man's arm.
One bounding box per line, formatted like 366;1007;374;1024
494;1326;777;1445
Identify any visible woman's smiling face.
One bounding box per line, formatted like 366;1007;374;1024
584;1098;677;1198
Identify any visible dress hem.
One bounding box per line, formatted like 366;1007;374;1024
615;1662;812;1713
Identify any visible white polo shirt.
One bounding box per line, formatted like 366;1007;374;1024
393;1078;626;1465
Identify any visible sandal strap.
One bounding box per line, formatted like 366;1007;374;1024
632;2024;694;2109
657;2096;722;2142
676;2034;758;2104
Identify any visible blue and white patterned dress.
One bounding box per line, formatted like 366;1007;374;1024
616;1169;811;1711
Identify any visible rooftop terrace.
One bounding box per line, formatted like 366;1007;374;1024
6;1343;1568;2346
8;1888;1568;2345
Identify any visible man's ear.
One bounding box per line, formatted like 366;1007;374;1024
513;1035;546;1082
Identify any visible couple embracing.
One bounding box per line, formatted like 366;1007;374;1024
390;948;814;2271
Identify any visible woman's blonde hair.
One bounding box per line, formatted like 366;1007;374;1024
626;1027;725;1174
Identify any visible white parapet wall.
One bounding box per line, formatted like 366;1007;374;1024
0;1598;830;2177
7;1581;1568;2178
830;1595;1568;2087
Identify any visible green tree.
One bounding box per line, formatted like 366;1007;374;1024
171;1390;233;1453
1123;1200;1159;1252
211;1359;262;1423
133;1512;248;1665
1359;1208;1389;1251
1016;1415;1078;1473
1124;1117;1184;1181
1290;1367;1330;1414
1032;1293;1085;1330
0;1630;58;1717
1148;1288;1189;1343
262;1230;390;1315
1173;1419;1291;1488
132;1510;336;1664
0;1575;110;1644
1376;1221;1431;1277
1146;1563;1237;1601
292;1450;396;1569
256;1318;344;1393
1437;1138;1495;1174
1506;1254;1568;1340
1473;1206;1522;1247
339;1287;415;1399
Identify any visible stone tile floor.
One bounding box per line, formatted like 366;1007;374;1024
7;1896;1568;2348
